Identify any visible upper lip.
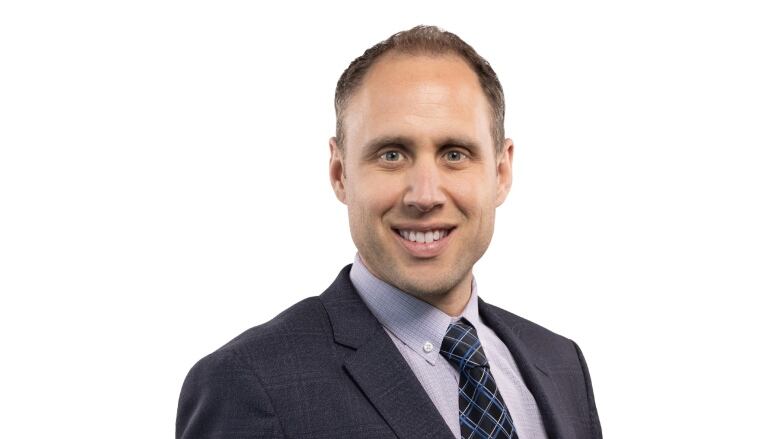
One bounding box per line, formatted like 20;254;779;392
391;223;457;232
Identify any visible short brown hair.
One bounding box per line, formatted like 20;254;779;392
334;25;506;154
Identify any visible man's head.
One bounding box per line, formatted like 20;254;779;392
329;25;513;314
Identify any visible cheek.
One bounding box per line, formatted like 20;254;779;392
446;171;496;213
346;175;399;221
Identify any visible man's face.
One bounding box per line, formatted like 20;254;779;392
329;52;513;308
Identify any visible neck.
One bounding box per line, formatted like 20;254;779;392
410;272;474;317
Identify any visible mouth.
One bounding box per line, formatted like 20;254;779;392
394;228;451;243
391;226;456;258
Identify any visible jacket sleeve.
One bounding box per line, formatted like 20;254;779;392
572;341;603;439
176;348;285;439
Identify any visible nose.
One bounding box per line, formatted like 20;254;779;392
402;158;446;213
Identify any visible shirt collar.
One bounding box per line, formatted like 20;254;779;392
349;253;480;365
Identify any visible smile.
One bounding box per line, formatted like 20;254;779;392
396;229;450;243
391;226;455;258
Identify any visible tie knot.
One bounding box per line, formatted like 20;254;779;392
440;319;488;370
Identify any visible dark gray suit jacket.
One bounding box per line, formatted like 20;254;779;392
176;265;602;438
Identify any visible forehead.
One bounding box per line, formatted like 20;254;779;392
343;52;492;148
362;51;480;91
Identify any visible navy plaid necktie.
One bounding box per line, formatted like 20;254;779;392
440;319;519;439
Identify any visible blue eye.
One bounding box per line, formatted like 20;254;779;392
446;151;464;161
382;151;402;161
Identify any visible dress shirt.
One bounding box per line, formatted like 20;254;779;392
350;254;548;439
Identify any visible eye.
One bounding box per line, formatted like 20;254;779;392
445;150;465;162
380;151;402;162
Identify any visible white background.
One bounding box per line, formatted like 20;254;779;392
1;1;778;437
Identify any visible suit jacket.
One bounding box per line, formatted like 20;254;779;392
176;265;602;439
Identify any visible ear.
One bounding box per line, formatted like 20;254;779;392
495;138;514;207
329;137;347;204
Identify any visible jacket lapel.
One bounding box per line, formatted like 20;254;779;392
478;299;576;439
343;328;456;439
321;265;454;439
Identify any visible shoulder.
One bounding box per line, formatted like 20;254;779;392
200;296;332;371
176;296;333;438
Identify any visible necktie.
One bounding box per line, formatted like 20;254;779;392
440;318;519;439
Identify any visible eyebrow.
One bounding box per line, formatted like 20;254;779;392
361;135;481;158
438;136;480;152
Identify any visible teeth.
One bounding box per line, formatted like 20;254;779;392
397;229;450;243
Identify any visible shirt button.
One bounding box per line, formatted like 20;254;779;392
423;341;434;353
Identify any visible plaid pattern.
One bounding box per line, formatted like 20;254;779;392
441;319;519;439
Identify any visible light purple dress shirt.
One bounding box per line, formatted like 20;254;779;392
350;254;548;439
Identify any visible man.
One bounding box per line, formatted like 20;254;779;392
176;25;602;439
